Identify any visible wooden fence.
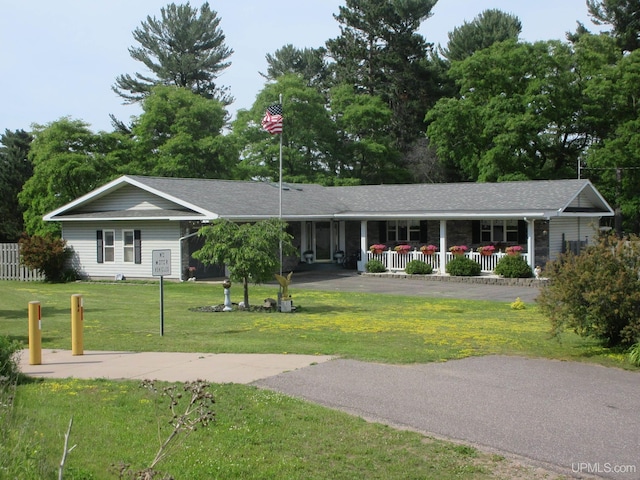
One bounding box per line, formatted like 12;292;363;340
0;243;44;281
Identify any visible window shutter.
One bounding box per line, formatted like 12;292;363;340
134;230;142;264
518;220;527;244
419;221;428;243
96;230;103;263
472;221;481;244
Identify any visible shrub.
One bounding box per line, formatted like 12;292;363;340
405;260;433;275
537;233;640;347
628;343;640;367
494;255;533;278
18;234;74;282
365;259;386;273
445;256;481;276
0;336;22;384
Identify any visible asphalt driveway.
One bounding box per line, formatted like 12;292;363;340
291;269;541;303
254;356;640;479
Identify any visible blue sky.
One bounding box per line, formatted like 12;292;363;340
0;0;604;134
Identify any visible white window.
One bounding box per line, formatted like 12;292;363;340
387;220;421;242
123;230;134;263
480;220;520;243
103;230;115;263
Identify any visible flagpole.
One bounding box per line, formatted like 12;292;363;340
278;93;283;278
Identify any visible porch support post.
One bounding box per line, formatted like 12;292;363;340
439;220;447;275
300;221;308;261
338;221;346;252
527;219;535;269
358;220;368;272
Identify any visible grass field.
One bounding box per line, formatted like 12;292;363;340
0;279;632;479
0;280;629;366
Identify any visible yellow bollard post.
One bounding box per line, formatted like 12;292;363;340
71;294;84;355
28;301;42;365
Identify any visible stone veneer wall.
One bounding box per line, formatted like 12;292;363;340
363;272;547;288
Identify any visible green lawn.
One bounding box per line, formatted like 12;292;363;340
7;378;561;480
0;280;629;367
0;279;631;479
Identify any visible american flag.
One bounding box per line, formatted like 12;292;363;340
261;103;283;134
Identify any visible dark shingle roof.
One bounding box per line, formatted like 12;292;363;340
128;176;348;218
329;180;603;216
46;175;613;221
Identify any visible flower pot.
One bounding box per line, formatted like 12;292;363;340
280;299;293;313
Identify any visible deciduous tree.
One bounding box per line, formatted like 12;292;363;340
126;86;236;178
426;40;588;182
193;218;295;308
233;75;337;183
0;129;32;241
18;118;119;236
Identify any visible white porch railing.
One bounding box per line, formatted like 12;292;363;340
366;249;530;274
0;243;45;281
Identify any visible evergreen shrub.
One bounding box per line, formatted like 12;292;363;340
365;259;386;273
445;256;481;276
494;255;533;278
405;260;433;275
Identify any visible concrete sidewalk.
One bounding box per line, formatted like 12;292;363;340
19;349;334;384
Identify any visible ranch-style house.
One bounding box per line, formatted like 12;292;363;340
44;175;614;281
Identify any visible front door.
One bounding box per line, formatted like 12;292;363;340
314;221;332;261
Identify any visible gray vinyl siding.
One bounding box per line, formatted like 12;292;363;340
548;217;600;260
567;191;597;210
77;184;184;212
63;221;182;280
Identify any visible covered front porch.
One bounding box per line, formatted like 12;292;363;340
366;248;531;274
351;217;540;275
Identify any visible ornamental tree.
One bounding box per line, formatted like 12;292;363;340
193;218;296;308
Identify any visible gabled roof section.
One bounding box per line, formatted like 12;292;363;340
43;175;216;222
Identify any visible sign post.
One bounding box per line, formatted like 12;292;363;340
152;249;171;336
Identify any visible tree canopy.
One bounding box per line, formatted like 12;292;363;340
113;2;234;104
427;40;588;182
326;0;440;150
440;9;522;62
125;85;237;178
19;118;119;236
0;129;32;241
8;1;640;236
587;0;640;52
